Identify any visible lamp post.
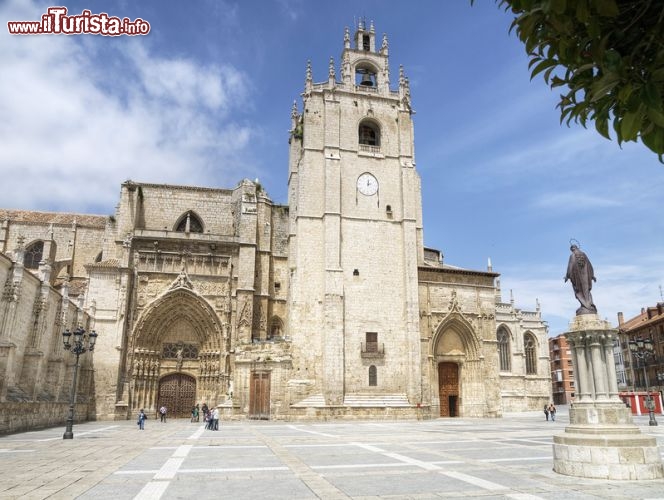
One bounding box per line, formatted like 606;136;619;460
629;337;658;426
62;326;98;439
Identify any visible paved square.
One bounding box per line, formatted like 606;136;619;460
1;407;663;499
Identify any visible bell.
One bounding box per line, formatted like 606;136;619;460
359;73;374;87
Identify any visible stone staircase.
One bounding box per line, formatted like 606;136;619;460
344;394;411;407
291;393;411;408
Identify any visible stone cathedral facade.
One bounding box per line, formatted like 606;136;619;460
0;24;550;426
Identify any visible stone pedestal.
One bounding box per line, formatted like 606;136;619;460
552;314;664;479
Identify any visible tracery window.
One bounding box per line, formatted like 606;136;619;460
497;327;511;372
24;241;44;269
162;343;199;359
175;211;204;233
524;333;537;375
369;365;377;386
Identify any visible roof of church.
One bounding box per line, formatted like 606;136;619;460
0;209;107;228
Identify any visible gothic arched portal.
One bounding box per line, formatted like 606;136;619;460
129;287;225;414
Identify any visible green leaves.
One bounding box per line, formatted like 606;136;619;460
495;0;664;161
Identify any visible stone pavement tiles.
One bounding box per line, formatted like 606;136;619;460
1;407;663;499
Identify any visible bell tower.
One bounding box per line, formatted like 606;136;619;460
287;21;423;407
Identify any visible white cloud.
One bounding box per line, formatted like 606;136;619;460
532;191;622;211
0;0;254;213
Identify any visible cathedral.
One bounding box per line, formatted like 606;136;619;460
0;23;550;428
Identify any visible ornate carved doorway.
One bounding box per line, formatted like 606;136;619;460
249;371;270;419
438;362;459;417
158;373;196;418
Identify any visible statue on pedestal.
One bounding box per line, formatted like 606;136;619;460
564;243;597;315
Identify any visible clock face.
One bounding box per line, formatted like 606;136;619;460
357;173;378;196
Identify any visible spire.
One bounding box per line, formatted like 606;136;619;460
344;26;350;49
381;33;389;55
510;289;514;306
305;60;312;93
369;20;375;33
291;100;298;120
487;257;492;272
328;56;336;86
342;49;351;84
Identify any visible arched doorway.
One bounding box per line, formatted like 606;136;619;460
158;373;196;418
438;362;459;417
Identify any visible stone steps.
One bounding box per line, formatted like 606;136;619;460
291;393;411;408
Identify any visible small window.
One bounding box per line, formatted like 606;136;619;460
369;365;377;386
362;35;370;51
366;332;378;353
24;241;44;269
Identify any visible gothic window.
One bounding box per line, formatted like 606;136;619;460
358;120;380;147
524;333;537;375
362;34;370;51
175;211;204;233
497;327;511;372
369;365;377;386
24;241;44;269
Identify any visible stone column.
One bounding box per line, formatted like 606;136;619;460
589;332;609;400
602;332;621;400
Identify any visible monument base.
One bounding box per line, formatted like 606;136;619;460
553;314;663;480
553;403;663;479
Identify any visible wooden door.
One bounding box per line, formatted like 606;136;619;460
158;373;196;418
438;362;459;417
249;371;270;420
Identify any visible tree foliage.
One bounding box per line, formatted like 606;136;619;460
492;0;664;161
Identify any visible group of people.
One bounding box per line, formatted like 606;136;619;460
544;403;557;421
191;403;220;430
138;403;220;430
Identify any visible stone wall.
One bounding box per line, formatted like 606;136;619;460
0;401;90;434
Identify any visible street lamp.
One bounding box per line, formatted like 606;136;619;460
629;337;658;426
62;326;98;439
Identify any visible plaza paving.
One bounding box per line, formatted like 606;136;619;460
1;406;664;499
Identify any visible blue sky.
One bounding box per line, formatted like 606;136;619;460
2;0;663;335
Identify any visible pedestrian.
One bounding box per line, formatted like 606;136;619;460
137;409;146;430
195;403;200;422
213;407;220;431
549;403;556;422
201;402;208;418
205;411;212;430
544;404;549;421
159;405;167;422
191;406;199;423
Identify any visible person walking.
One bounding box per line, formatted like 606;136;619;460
549;403;556;422
544;404;549;421
191;406;199;422
137;409;146;430
159;405;167;422
213;407;220;431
